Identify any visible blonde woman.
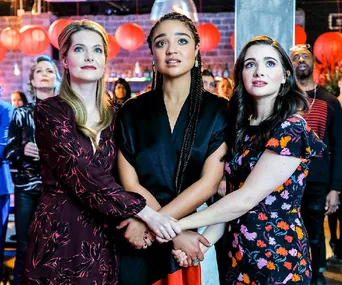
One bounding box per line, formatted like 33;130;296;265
23;20;179;284
5;55;61;285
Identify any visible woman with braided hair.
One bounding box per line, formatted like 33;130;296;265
116;12;229;285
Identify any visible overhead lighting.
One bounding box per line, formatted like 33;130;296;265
14;63;21;76
150;0;198;23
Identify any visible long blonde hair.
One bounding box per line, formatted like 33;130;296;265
58;19;112;149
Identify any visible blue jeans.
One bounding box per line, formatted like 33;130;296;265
13;186;41;285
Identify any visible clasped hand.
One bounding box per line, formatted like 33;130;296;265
171;231;210;267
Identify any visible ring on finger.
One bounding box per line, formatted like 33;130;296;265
192;257;201;266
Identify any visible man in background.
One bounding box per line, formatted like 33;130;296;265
290;44;342;285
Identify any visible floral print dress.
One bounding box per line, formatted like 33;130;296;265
224;115;326;285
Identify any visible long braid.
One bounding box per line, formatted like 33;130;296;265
147;12;203;194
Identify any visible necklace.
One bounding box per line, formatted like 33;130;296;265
310;85;317;109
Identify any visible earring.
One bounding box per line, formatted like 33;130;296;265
152;60;155;67
194;58;199;68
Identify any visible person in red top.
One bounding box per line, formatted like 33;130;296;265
23;19;180;285
290;44;342;285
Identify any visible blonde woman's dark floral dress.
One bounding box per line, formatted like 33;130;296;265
224;115;326;285
23;96;146;285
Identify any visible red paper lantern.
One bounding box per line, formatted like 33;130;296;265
19;25;50;56
230;32;235;50
115;23;145;51
313;32;342;64
295;25;307;45
108;34;120;59
0;43;6;62
49;18;73;49
0;27;20;50
197;23;220;53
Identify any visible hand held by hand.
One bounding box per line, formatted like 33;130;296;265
136;206;181;240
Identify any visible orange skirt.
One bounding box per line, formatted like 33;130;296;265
153;266;201;285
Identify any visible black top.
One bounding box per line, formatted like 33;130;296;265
4;102;42;189
304;86;342;191
116;89;229;284
117;89;229;206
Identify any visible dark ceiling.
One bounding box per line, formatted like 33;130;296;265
0;0;234;16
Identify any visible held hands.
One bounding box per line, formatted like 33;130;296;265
325;190;340;215
171;231;211;267
24;142;40;160
117;218;155;249
136;206;181;241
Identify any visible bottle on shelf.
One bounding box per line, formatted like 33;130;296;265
143;66;150;78
223;63;230;78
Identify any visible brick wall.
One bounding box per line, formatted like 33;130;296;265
0;12;304;101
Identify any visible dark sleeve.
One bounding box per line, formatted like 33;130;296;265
329;99;342;191
0;104;14;160
4;108;25;166
265;116;326;159
115;104;135;166
206;100;229;157
34;99;146;218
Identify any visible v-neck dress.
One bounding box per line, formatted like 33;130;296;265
23;96;146;285
223;115;326;285
116;89;229;285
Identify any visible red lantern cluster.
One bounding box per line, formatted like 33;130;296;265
49;19;74;49
19;25;50;56
314;32;342;64
295;25;307;45
115;23;145;51
197;23;220;53
0;27;20;50
0;43;6;63
108;34;120;59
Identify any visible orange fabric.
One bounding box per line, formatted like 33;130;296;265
153;266;201;285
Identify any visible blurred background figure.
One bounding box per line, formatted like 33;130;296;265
0;99;14;281
4;55;61;285
112;78;131;104
217;77;234;100
11;91;28;108
202;69;216;93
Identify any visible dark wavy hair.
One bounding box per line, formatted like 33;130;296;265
112;78;131;103
147;12;202;194
231;35;309;154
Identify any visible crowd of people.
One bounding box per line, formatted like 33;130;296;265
0;11;341;285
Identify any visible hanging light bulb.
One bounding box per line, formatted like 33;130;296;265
14;63;21;76
150;0;198;22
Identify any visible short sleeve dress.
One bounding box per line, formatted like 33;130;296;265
224;115;326;285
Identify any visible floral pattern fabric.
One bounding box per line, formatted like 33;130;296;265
23;97;146;285
224;115;326;285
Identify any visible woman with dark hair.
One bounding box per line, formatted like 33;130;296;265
116;12;228;285
112;78;131;104
22;19;179;285
11;91;28;108
173;36;326;284
5;55;61;285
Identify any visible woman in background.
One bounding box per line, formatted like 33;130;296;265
112;77;131;104
217;77;234;100
5;55;61;285
11;91;28;108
